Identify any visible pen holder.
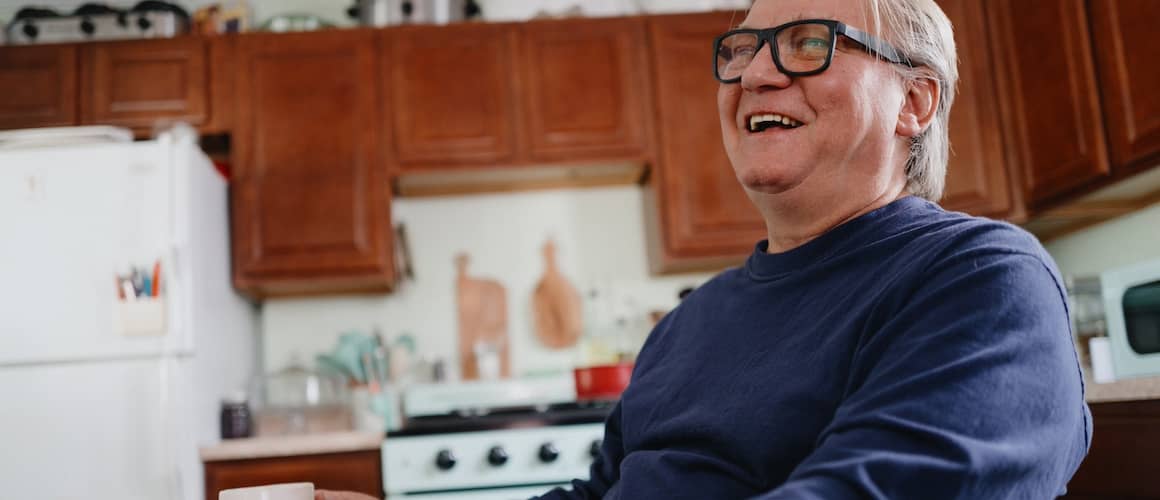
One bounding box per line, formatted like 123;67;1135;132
115;297;167;337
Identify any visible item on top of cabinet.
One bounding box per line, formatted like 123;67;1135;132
259;13;335;32
455;253;510;380
532;240;583;349
4;2;188;44
249;359;353;436
219;391;253;439
348;0;479;26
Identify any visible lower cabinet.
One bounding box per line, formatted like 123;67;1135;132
203;450;382;500
1061;399;1160;499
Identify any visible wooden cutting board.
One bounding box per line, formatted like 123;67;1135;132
455;253;510;380
532;240;583;349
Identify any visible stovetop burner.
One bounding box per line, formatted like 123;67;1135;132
389;400;616;437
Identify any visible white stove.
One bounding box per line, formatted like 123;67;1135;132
382;377;613;499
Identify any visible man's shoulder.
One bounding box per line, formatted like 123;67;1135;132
902;202;1049;264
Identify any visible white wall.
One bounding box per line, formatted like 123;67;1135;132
1044;201;1160;278
0;0;749;26
261;185;718;379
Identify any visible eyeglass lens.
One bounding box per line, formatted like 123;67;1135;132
716;22;834;81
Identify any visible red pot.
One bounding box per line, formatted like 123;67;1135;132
573;363;634;401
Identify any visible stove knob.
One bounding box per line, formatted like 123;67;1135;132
137;16;152;31
538;443;560;463
80;18;96;36
21;22;39;40
435;449;457;471
487;446;509;466
589;439;603;460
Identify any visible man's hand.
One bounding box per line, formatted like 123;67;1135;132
314;490;379;500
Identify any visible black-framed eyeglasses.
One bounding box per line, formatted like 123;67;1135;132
714;19;912;83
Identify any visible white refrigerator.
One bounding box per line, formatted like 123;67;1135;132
0;125;258;500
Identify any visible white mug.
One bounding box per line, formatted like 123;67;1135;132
219;482;314;500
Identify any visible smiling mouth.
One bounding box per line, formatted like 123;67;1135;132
747;113;803;133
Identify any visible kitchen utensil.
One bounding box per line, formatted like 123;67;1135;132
532;240;583;349
573;363;633;401
218;482;313;500
456;253;510;380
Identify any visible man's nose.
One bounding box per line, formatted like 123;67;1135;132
740;43;791;91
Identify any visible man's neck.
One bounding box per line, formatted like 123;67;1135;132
751;185;909;254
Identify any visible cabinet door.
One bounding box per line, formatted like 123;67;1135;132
232;30;393;296
0;44;78;129
81;37;208;129
936;0;1014;218
203;450;382;500
647;12;765;273
387;23;518;168
987;0;1109;207
1089;0;1160;171
519;17;651;162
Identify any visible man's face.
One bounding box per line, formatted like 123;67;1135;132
717;0;909;199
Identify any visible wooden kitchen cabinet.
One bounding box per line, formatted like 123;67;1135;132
80;37;208;131
1088;0;1160;173
644;12;766;273
386;23;519;168
936;0;1019;219
230;30;395;297
387;17;652;172
987;0;1111;209
519;17;652;162
0;44;78;129
204;450;382;500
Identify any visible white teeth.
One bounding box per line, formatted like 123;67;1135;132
748;113;802;131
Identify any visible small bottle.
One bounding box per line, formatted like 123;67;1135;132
220;391;253;440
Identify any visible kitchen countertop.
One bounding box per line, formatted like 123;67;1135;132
199;431;384;462
1085;374;1160;403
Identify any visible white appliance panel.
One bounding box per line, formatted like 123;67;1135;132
0;355;192;499
384;424;603;495
0;141;177;365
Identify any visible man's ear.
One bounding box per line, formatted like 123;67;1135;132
896;77;939;138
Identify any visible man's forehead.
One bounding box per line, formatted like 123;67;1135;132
735;0;873;30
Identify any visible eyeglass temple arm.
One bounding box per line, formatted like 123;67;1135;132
838;23;913;66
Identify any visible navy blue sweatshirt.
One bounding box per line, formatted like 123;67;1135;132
536;196;1090;499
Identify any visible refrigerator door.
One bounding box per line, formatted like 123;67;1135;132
0;355;194;500
0;139;188;365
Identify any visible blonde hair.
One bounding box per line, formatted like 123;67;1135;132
866;0;958;201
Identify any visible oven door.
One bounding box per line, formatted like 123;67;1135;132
392;484;567;499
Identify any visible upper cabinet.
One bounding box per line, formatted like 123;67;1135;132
80;37;208;130
385;23;519;167
1088;0;1160;172
937;0;1017;219
987;0;1110;208
230;30;394;297
0;44;78;129
518;17;651;162
386;18;652;172
645;12;766;273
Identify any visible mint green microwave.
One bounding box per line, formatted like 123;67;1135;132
1102;258;1160;380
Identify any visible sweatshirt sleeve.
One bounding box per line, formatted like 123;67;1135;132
530;401;624;499
750;245;1091;500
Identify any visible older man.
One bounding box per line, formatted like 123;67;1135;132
319;0;1090;498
